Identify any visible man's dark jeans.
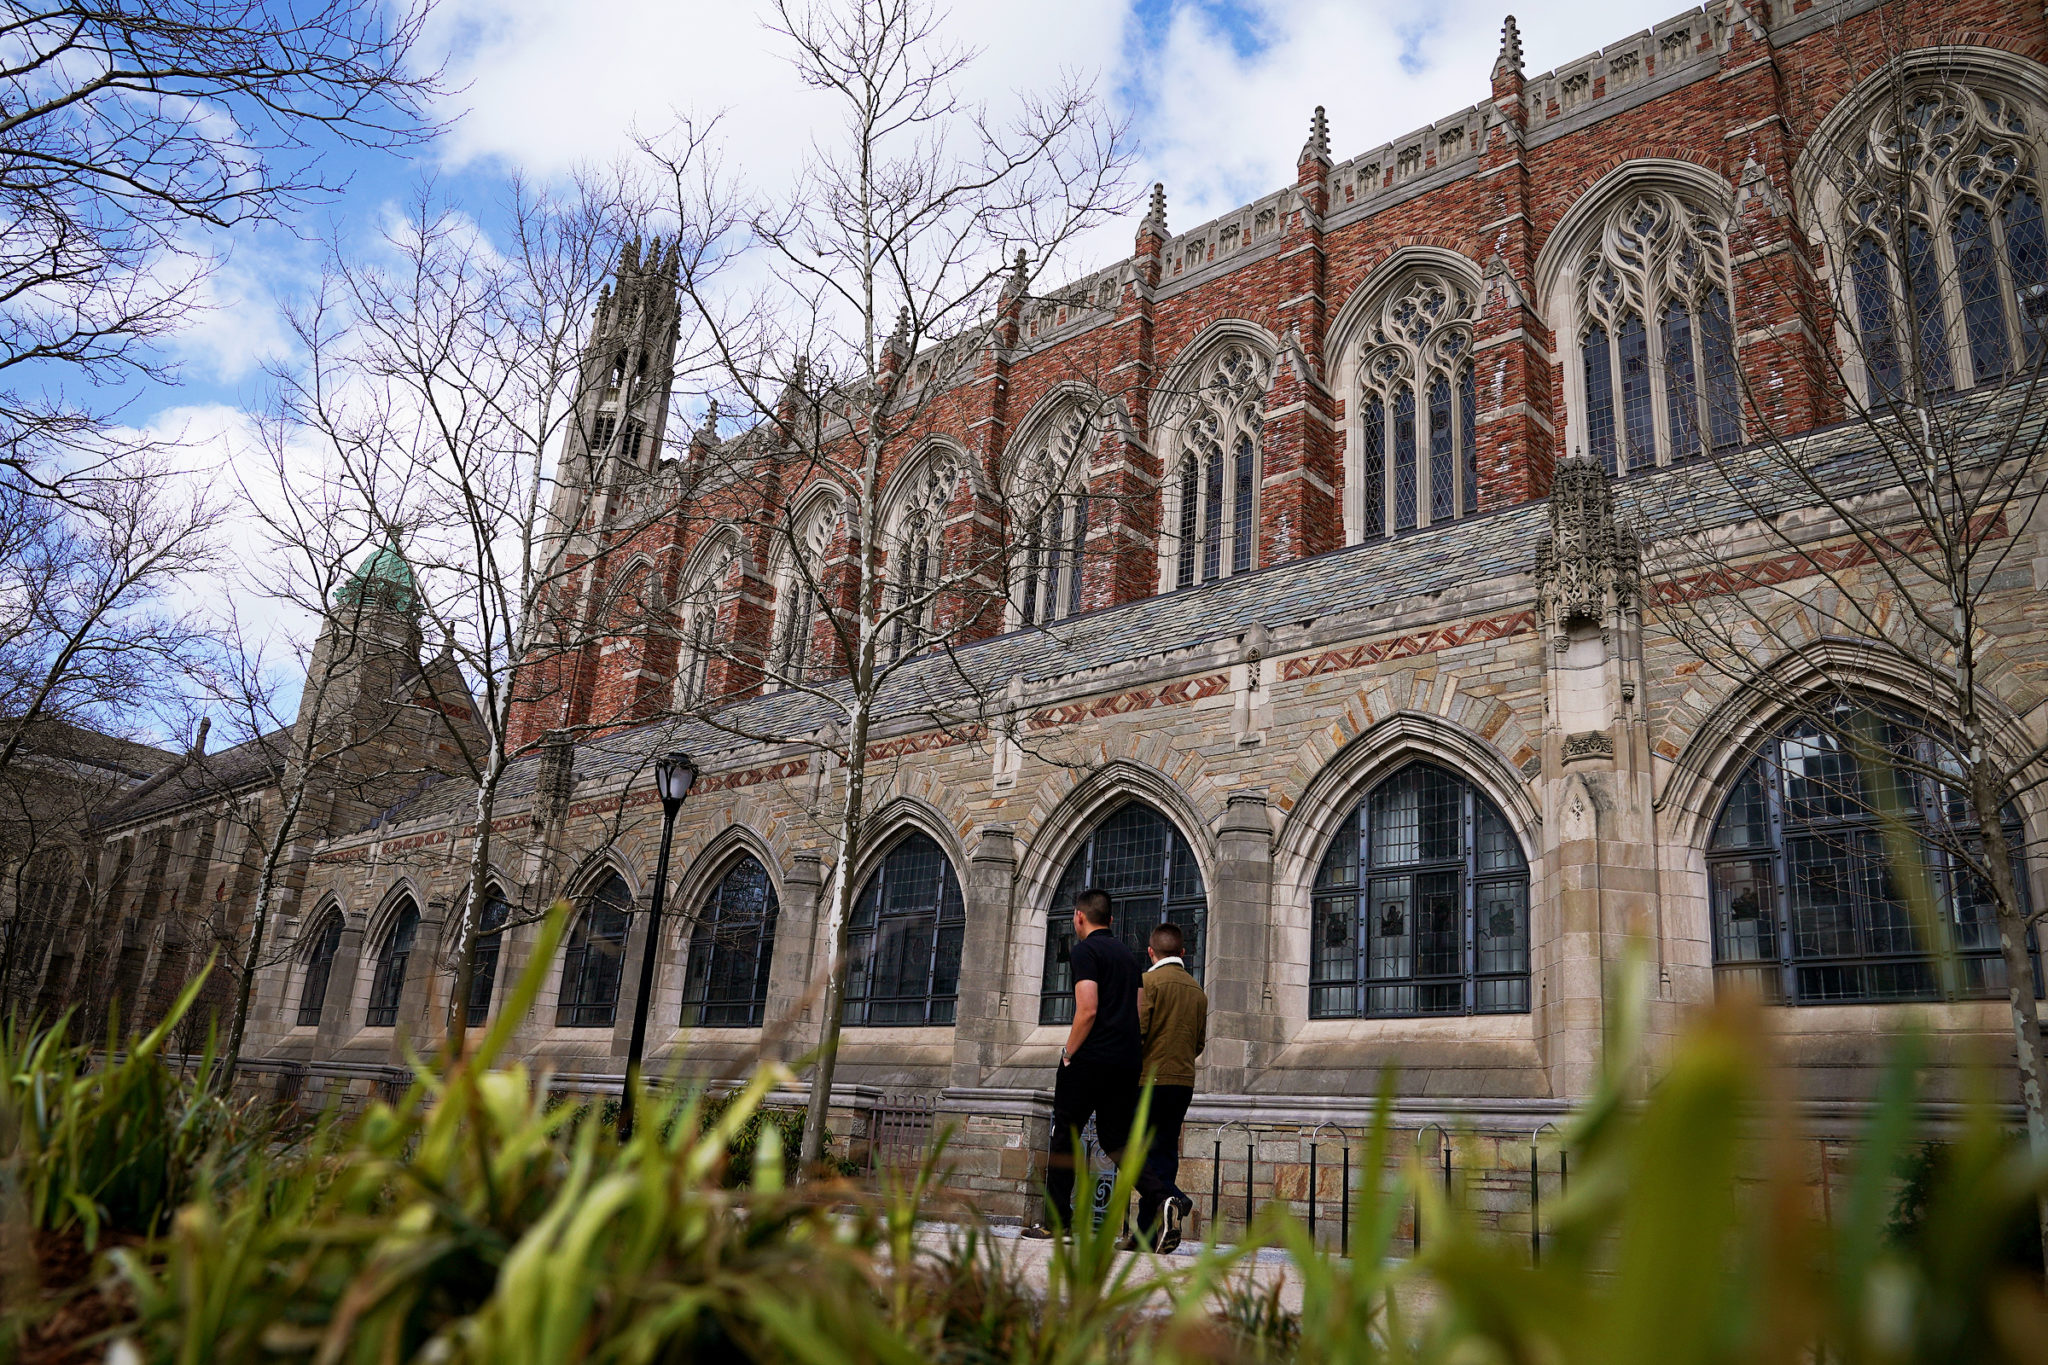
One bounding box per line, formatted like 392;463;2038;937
1133;1084;1193;1246
1043;1057;1140;1228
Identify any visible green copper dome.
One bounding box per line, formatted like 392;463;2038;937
335;535;418;614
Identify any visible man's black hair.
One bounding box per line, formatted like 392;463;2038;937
1075;887;1113;926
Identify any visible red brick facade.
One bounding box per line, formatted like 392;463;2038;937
511;0;2048;750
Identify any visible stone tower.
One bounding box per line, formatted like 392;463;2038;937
547;236;683;544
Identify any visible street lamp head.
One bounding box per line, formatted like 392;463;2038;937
656;751;698;807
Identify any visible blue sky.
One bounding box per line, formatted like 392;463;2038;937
115;0;1690;688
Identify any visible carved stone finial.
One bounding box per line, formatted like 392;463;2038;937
1534;451;1640;651
1002;248;1029;297
1141;182;1168;236
1299;106;1331;165
699;397;719;445
890;305;911;346
1494;15;1524;81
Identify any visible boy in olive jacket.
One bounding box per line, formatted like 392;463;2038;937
1132;922;1205;1252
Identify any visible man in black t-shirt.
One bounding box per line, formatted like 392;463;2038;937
1023;886;1145;1238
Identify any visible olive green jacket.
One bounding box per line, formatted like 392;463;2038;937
1138;960;1208;1088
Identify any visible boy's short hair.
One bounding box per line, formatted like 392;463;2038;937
1150;921;1185;958
1076;887;1113;926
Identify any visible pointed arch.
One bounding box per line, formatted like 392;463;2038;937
1656;641;2040;853
1150;324;1278;592
1002;387;1112;628
765;487;844;688
843;807;968;1027
671;822;787;948
1537;159;1740;476
1792;49;2048;402
877;439;975;661
293;898;347;1028
1331;248;1486;542
1015;759;1219;917
1275;710;1539;907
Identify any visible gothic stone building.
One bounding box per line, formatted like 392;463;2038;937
242;1;2048;1220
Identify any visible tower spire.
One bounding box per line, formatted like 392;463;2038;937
1299;106;1331;166
1493;15;1524;82
1140;182;1168;237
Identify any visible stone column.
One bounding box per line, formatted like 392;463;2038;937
315;914;366;1052
765;853;824;1062
951;824;1017;1087
1533;455;1662;1100
1260;109;1343;565
1203;791;1281;1094
1473;16;1555;508
391;898;447;1061
607;885;657;1068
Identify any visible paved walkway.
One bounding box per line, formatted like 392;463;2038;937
913;1222;1435;1320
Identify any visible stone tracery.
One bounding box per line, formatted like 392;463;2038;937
1165;342;1270;589
1353;270;1479;538
1834;79;2048;399
1571;188;1739;473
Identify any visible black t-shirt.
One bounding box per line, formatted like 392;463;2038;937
1069;926;1143;1067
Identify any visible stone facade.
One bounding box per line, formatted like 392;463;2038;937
44;0;2048;1221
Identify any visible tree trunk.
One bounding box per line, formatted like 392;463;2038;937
215;785;306;1096
444;750;506;1062
1973;761;2048;1278
800;701;870;1171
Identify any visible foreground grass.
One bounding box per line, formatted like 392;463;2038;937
3;915;2044;1363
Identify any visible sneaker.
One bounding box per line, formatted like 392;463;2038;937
1158;1195;1192;1254
1018;1223;1058;1241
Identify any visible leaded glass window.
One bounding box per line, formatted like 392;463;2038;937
464;889;511;1027
1310;763;1530;1018
768;498;840;688
844;833;965;1026
558;873;632;1028
1707;702;2041;1005
886;453;965;659
1355;272;1479;538
364;899;419;1028
675;540;735;710
296;912;344;1027
680;855;780;1028
1039;802;1207;1025
1573;190;1739;473
1013;409;1096;626
1835;81;2048;400
1167;344;1269;588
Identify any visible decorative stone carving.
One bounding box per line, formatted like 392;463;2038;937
1563;729;1616;760
1535;454;1641;651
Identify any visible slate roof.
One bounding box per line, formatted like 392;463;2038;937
106;729;291;825
364;389;2041;834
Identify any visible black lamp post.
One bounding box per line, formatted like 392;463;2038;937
620;749;697;1140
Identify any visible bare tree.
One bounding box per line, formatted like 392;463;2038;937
0;471;221;781
0;0;443;498
273;171;710;1062
632;0;1137;1167
1647;23;2048;1267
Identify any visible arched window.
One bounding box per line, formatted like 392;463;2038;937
1310;763;1530;1018
364;898;420;1028
1354;271;1480;539
680;855;780;1027
885;453;966;660
675;540;736;709
1707;702;2041;1005
844;832;965;1026
1836;82;2048;401
1039;802;1207;1025
1165;343;1270;589
296;912;344;1027
767;498;841;688
1012;407;1096;627
558;873;632;1028
464;888;512;1027
1569;189;1739;474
